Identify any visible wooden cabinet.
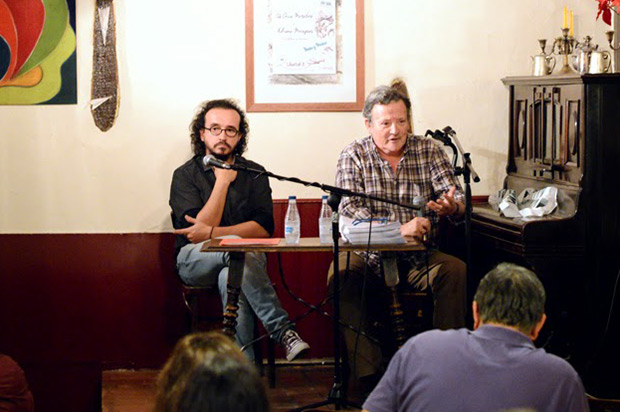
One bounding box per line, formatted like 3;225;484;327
472;74;620;398
508;81;584;185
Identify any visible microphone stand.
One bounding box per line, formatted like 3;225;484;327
215;159;419;411
218;160;422;212
425;129;480;282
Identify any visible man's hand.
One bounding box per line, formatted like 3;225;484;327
173;215;213;244
400;217;431;241
213;167;237;185
427;186;461;217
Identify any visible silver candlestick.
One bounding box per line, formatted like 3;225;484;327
550;28;577;74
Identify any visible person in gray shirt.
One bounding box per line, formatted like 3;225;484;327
363;262;589;412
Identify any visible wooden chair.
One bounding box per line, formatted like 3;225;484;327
586;394;620;412
381;255;435;351
180;284;277;388
398;288;434;340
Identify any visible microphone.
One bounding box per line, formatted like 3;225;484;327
203;155;233;170
442;126;456;137
412;196;425;217
412;195;427;242
425;129;451;145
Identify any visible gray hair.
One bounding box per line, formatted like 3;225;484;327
474;263;546;334
362;85;412;121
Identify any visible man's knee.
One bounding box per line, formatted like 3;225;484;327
434;253;466;293
244;251;267;269
444;255;466;279
327;252;367;286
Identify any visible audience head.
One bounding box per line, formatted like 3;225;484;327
0;354;34;412
189;99;249;157
473;263;546;339
155;331;270;412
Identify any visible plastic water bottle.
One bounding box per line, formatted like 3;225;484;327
284;196;301;244
318;195;333;244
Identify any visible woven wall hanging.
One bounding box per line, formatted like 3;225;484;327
90;0;119;131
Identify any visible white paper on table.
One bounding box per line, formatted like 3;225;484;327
338;216;406;244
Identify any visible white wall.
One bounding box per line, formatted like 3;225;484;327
0;0;611;233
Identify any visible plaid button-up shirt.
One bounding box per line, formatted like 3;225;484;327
336;134;464;274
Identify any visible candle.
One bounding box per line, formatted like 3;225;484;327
569;10;574;36
563;6;567;29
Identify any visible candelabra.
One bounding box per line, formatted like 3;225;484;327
605;30;620;50
551;28;577;74
538;39;549;55
604;31;620;73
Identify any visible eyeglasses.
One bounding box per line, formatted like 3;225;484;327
203;126;239;138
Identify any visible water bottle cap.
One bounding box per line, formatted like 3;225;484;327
322;195;328;199
288;195;296;199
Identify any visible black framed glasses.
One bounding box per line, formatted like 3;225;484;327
203;126;239;138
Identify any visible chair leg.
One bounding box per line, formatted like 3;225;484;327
251;311;277;388
252;312;265;377
267;338;276;388
182;285;277;387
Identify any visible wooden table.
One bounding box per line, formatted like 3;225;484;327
201;237;424;347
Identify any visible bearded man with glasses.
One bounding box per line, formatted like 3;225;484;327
169;99;310;362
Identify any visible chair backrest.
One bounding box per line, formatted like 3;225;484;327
180;284;223;333
399;290;434;338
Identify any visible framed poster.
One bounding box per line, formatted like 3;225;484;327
245;0;364;112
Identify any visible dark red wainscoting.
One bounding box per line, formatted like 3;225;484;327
0;196;485;411
0;199;333;412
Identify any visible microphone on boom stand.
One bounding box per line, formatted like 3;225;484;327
204;155;235;170
425;128;451;145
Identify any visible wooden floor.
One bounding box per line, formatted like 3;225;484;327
102;364;620;412
102;363;366;412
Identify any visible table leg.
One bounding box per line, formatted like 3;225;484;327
382;255;407;348
222;251;245;338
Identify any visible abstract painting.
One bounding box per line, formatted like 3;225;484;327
0;0;77;105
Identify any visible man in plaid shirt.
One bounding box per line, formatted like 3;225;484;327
330;84;467;386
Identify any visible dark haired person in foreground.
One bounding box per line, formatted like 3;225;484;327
154;332;270;412
363;263;589;412
170;99;309;361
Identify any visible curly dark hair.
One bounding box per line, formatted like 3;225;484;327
189;99;250;157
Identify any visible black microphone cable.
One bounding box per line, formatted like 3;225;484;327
351;205;375;379
272;250;379;342
240;232;382;354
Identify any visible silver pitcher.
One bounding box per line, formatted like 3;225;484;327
531;54;556;76
589;50;612;74
571;36;598;74
571;50;590;74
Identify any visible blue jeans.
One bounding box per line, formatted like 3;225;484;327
176;240;291;360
